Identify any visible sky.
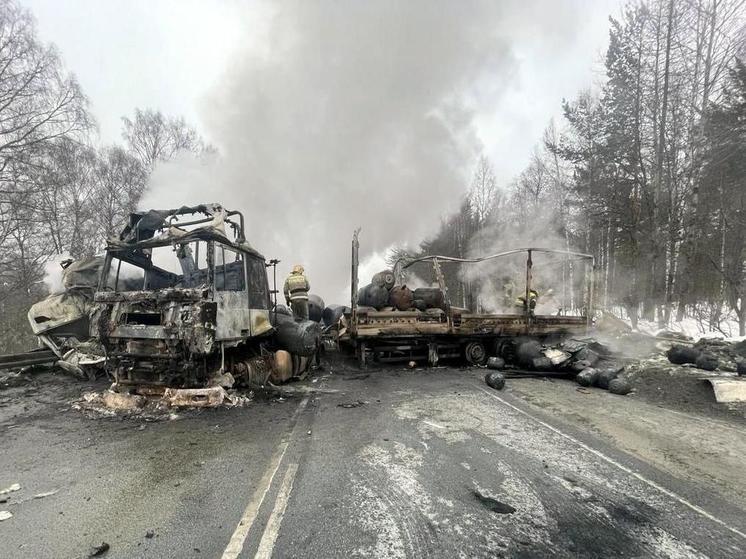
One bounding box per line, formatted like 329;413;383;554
23;0;623;303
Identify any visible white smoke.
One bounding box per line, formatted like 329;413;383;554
43;252;72;295
462;206;590;315
140;0;602;304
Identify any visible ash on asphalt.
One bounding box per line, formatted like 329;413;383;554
3;356;746;558
0;367;310;559
270;360;746;558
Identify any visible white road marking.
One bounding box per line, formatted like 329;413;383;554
476;386;746;541
222;396;309;559
255;462;300;559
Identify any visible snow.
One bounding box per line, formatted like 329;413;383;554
612;306;745;342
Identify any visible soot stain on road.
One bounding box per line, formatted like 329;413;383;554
473;489;516;514
375;383;733;557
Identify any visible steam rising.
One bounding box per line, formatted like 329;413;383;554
43;252;72;295
141;1;595;303
463;214;590;315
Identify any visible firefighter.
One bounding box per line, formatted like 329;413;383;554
516;289;538;317
284;264;310;319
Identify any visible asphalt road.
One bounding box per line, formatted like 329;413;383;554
2;361;746;558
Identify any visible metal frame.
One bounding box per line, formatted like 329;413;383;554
394;247;595;326
349;231;596;344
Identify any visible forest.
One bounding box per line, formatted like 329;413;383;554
394;0;746;336
0;1;210;352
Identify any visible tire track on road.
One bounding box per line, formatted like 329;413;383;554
476;385;746;542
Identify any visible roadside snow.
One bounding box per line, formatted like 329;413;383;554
610;306;745;341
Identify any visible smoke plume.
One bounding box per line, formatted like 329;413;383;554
141;0;596;303
462;206;590;315
43;252;72;295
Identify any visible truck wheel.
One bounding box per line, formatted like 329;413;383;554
465;341;487;366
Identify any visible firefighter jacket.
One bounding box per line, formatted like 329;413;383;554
284;273;310;302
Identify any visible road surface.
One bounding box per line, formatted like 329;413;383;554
2;361;746;558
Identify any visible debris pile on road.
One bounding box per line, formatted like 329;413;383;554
666;338;746;373
74;386;254;418
483;337;631;395
55;340;106;380
617;335;746;406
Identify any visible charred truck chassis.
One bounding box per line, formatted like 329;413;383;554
346;230;594;367
92;204;307;388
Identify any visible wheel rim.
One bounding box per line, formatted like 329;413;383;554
465;341;487;365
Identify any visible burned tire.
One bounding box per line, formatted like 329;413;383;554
485;372;505;390
275;320;321;356
495;338;517;364
571;359;592;373
322;305;349;327
695;352;718;371
532;357;553;371
597;368;619;390
574;348;600;367
608;378;632;395
465;341;488;366
372;269;396;290
413;288;445;310
358;284;389;310
389;285;414;310
308;294;325;323
576;367;599;387
487;356;505;370
737;359;746;377
666;345;699;365
516;340;543;368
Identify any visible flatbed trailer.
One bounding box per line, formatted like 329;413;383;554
344;230;595;366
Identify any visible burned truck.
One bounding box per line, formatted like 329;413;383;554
342;230;595;366
87;204;318;389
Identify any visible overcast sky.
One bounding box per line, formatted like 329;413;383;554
23;0;623;302
25;0;619;181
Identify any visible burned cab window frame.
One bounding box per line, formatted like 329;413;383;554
246;255;270;309
100;240;212;292
214;243;246;292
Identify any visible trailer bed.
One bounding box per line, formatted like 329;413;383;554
352;309;588;338
343;309;589;366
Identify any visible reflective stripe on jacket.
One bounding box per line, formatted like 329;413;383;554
284;274;310;301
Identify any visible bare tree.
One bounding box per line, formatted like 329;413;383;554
121;108;211;170
468;155;498;226
0;1;90;180
0;0;91;350
92;146;148;241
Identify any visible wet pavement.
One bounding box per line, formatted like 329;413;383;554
2;363;746;558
